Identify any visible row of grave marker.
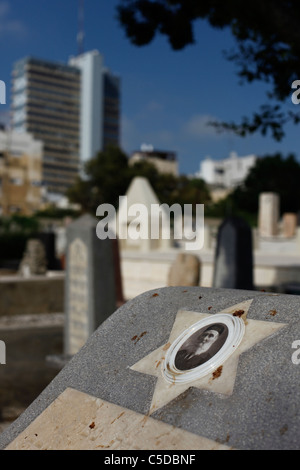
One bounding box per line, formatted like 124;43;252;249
63;213;254;357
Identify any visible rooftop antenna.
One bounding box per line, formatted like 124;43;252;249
77;0;85;56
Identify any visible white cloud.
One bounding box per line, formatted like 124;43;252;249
0;1;26;37
121;114;176;154
146;101;164;112
121;111;231;160
182;114;222;139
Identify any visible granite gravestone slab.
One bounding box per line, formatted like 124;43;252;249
212;216;254;290
64;214;117;356
1;286;300;450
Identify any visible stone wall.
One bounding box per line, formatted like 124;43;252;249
0;274;64;316
1;251;300;314
0;314;63;413
120;250;300;298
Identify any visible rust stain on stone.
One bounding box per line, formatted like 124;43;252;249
131;331;147;345
212;366;223;380
110;412;125;425
233;309;244;318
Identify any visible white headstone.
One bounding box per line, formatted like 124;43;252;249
258;192;280;237
64;214;117;356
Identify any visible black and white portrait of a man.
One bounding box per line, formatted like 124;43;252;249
174;323;228;371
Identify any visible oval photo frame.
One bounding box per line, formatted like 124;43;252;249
162;314;245;384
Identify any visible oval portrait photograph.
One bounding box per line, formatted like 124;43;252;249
162;313;245;384
174;322;229;371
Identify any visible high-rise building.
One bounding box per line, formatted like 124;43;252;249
103;69;121;151
12;57;81;195
69;50;120;165
69;50;103;166
12;51;121;196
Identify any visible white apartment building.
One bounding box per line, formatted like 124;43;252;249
69;50;120;167
69;50;103;165
196;152;257;188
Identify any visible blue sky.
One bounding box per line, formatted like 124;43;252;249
0;0;299;175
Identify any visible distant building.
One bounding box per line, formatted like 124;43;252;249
0;130;43;215
102;69;121;150
129;145;178;176
69;50;121;164
196;152;257;189
11;51;121;197
11;56;81;195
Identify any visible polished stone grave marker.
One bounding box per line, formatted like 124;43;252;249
1;286;300;450
38;232;61;270
213;216;254;290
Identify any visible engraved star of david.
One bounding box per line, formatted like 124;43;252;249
130;299;286;414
